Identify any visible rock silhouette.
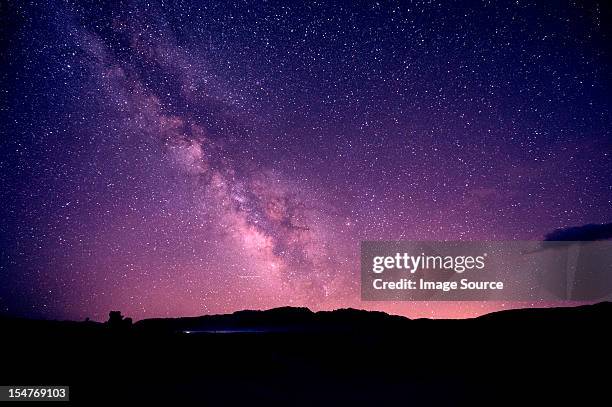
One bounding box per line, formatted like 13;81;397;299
107;311;133;330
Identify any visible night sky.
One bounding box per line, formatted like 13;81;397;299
1;0;610;321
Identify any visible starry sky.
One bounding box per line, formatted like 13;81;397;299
1;0;610;321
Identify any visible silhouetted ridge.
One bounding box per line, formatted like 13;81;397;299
130;302;611;333
132;306;408;333
476;301;612;323
2;302;611;334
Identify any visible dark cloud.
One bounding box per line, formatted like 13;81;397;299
544;223;612;242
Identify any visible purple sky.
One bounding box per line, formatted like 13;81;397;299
1;0;610;320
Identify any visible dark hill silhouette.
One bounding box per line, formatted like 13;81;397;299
134;306;409;333
1;303;610;405
132;302;612;333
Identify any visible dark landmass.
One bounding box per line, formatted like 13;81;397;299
2;303;610;405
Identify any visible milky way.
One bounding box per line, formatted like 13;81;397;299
1;1;611;320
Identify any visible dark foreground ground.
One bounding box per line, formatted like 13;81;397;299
1;303;610;405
